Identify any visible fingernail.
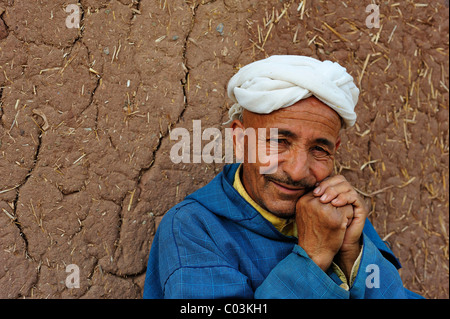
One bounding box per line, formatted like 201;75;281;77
314;187;321;194
320;194;327;201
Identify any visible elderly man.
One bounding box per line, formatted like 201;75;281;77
143;56;422;299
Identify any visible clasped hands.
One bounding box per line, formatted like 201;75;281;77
296;175;368;280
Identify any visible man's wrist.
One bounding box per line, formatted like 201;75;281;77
334;242;362;279
305;250;336;272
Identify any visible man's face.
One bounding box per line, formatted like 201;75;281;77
231;96;342;219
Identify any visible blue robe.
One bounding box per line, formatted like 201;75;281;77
143;163;423;299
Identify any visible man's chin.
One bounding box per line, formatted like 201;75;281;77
271;211;296;220
261;200;297;220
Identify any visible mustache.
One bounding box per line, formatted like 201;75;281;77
265;174;315;191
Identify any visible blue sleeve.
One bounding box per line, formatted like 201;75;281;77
255;233;423;299
163;266;254;299
144;204;256;299
254;245;349;298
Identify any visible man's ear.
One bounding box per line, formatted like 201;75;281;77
230;119;245;163
335;136;341;151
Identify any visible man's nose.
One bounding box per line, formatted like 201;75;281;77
283;151;312;183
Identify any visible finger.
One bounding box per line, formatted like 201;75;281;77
333;191;369;224
313;175;347;197
336;205;354;228
330;192;354;207
342;205;354;220
317;181;353;204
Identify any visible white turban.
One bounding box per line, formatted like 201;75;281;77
226;55;359;128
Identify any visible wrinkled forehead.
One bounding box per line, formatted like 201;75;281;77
242;96;343;133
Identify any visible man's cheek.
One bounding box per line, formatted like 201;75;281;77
312;162;334;182
258;154;279;175
257;129;280;175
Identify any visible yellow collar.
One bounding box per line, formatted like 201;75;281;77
233;165;297;237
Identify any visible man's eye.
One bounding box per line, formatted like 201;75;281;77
269;138;288;145
312;146;330;156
